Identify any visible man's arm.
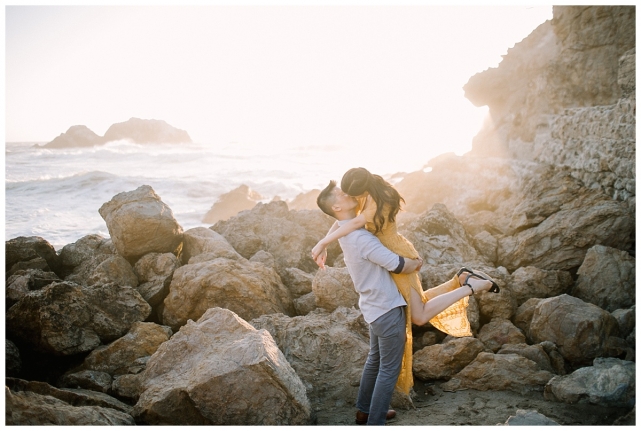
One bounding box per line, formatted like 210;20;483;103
358;231;423;274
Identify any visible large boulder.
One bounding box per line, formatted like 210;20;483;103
572;245;635;312
6;281;151;355
202;184;262;224
6;378;134;425
42;125;103;149
544;358;635;408
402;203;489;267
250;307;369;406
103;117;191;144
162;258;294;331
99;185;183;262
6;236;63;278
412;336;486;380
211;201;338;274
132;308;311;425
529;294;619;364
311;267;358;312
441;352;555;394
509;266;573;306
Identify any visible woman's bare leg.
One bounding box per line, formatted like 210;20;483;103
409;272;492;326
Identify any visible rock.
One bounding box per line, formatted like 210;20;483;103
504;409;560;426
412;330;444;353
611;306;635;338
103;117;191;144
402;203;489;267
509;266;573;306
87;255;139;287
212;201;339;274
470;267;516;322
539;341;567;376
6;236;63;278
281;267;314;298
312;266;358;312
61;370;113;393
99;185;183;262
497;343;555;374
6;378;134;425
529;294;619;364
497;180;634;272
6;269;61;308
59;234;114;269
441;352;554;395
618;47;635;97
133;308;311;425
572;245;635;312
112;373;143;401
181;227;242;264
133;252;180;309
413;336;485;380
250;307;369;406
477;319;526;353
202;184;262;224
61;235;138;288
6;339;21;377
512;297;543;341
79;322;172;376
162;258;294;331
293;292;317;316
544;358;635;408
249;250;276;267
5;388;134;425
6;281;151;355
472;230;498;264
42;125;103;148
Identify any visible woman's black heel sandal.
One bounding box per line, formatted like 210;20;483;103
456;267;500;293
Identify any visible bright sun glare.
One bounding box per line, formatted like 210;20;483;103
5;5;553;174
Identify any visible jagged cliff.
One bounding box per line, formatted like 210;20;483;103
464;6;635;205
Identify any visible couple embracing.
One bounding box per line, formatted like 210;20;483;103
313;167;499;425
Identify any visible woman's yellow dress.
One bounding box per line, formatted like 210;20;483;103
358;197;472;395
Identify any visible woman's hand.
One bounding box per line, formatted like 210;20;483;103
311;241;327;261
314;248;328;270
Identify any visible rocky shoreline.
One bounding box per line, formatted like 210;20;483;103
5;6;635;426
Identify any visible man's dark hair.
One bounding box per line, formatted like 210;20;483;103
317;180;337;218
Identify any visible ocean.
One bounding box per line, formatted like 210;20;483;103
5;140;437;250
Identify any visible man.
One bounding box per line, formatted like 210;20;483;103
316;181;423;425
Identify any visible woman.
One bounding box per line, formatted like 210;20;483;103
311;167;498;395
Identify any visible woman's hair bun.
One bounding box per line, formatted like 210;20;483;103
341;167;372;196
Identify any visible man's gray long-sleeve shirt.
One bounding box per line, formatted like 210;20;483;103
337;221;407;323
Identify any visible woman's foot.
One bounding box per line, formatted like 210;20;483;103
458;271;493;294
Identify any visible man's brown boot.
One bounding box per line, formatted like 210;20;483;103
355;409;396;425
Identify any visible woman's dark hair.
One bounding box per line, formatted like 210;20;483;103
340;167;405;234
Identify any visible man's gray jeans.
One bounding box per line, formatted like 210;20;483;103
356;306;406;425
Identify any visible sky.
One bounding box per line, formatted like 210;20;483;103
5;3;553;160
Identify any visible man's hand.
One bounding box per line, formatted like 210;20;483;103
400;257;423;274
